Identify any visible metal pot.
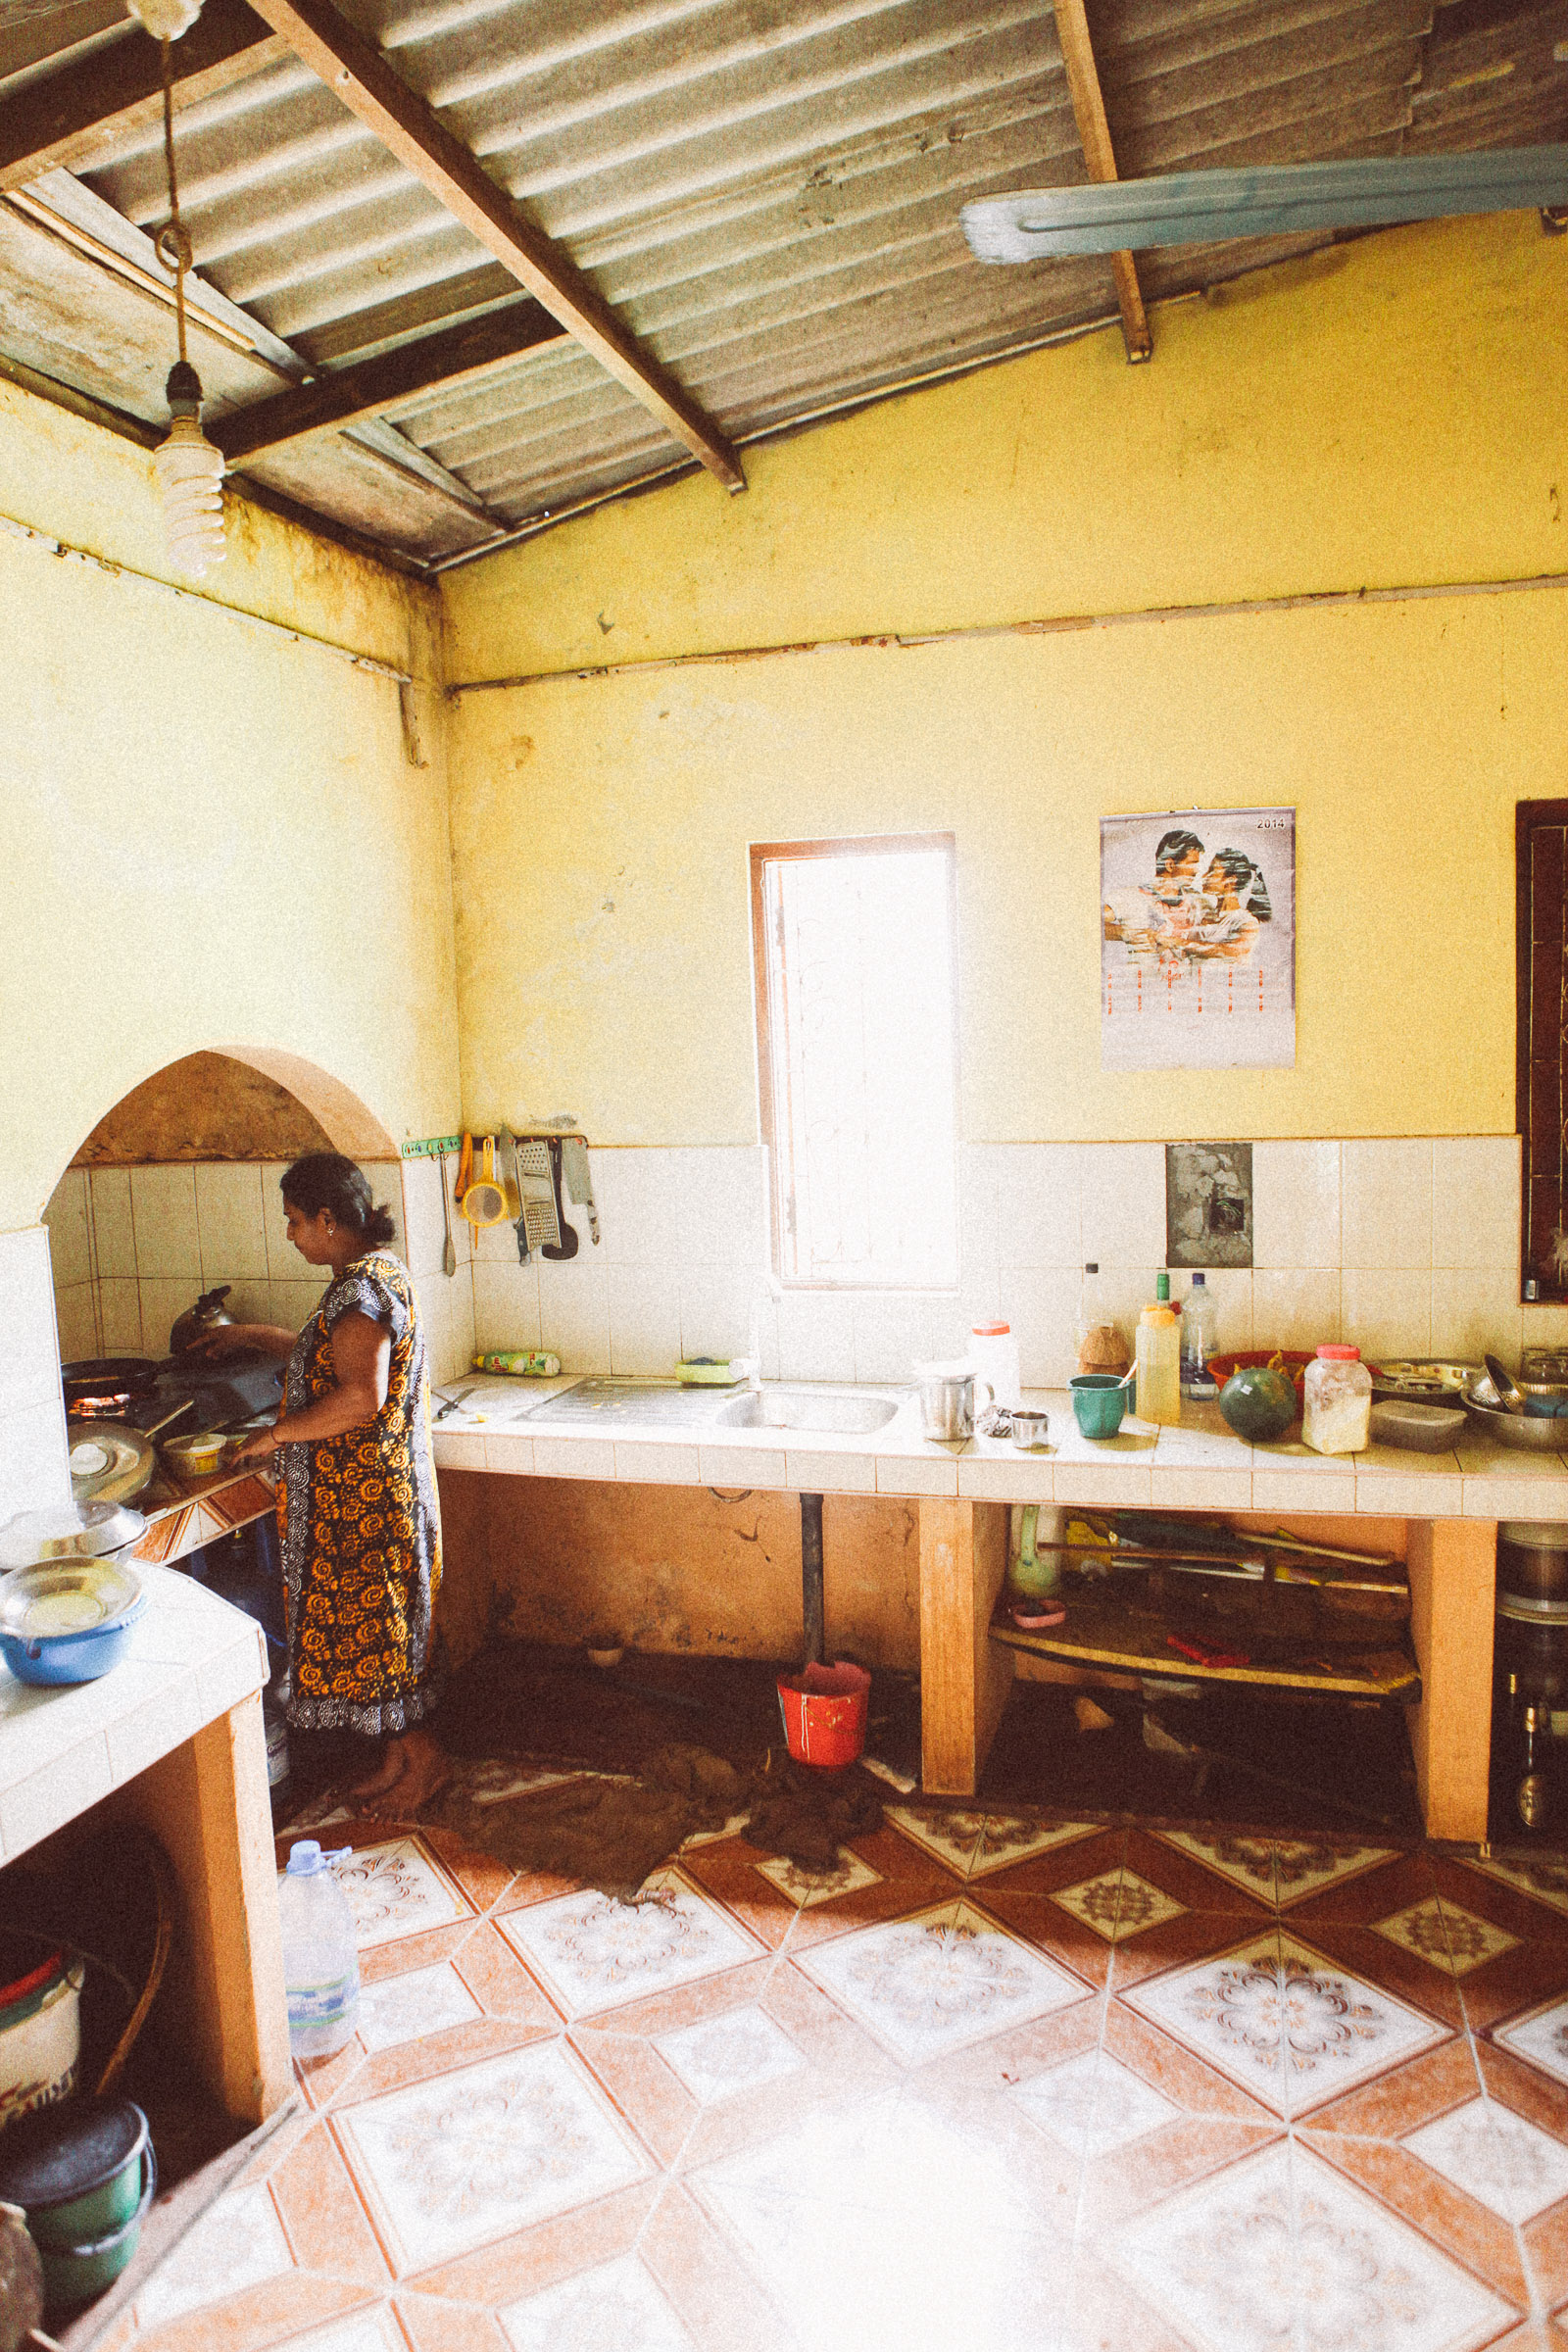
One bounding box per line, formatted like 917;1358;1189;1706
169;1285;234;1356
914;1361;975;1442
1497;1521;1568;1608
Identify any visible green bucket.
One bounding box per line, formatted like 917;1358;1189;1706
0;2099;154;2306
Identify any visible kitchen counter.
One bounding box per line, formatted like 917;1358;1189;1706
430;1376;1568;1522
0;1566;288;2125
431;1377;1515;1841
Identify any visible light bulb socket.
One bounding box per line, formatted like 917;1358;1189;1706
165;358;204;417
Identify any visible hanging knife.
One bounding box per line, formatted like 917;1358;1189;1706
561;1135;600;1245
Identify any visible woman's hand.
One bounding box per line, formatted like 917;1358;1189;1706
229;1425;279;1469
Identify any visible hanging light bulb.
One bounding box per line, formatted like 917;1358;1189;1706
148;30;224;575
154;360;225;576
124;0;206;40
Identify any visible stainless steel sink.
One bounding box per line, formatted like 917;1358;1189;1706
717;1388;901;1434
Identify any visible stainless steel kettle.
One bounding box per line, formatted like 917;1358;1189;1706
170;1285;234;1355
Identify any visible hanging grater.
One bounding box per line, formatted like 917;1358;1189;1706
515;1137;562;1251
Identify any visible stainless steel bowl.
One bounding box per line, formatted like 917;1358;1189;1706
0;1501;148;1570
1462;1382;1568;1451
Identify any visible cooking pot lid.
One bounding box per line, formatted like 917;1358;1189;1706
1498;1522;1568;1549
0;2099;147;2211
1497;1591;1568;1624
0;1501;146;1571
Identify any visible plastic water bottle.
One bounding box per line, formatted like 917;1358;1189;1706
277;1841;360;2058
1180;1272;1219;1400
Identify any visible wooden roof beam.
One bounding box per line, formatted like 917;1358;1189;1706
1053;0;1152;363
242;0;746;492
213;297;568;462
0;0;283;195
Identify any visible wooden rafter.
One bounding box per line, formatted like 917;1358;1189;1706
0;0;282;195
240;0;746;491
1053;0;1152;364
214;299;567;462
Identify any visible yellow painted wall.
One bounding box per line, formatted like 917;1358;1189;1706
443;214;1568;1145
2;379;461;1231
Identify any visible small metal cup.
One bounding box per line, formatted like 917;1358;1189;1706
1010;1407;1051;1450
914;1362;976;1441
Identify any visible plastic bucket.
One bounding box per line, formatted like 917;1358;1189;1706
776;1661;870;1767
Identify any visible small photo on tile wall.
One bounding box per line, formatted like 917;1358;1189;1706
1166;1142;1253;1268
1101;808;1296;1068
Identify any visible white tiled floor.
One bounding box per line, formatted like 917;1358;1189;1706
499;1870;759;2018
797;1898;1089;2064
1403;2094;1568;2225
500;2254;694;2351
655;2004;806;2105
1013;2049;1181;2157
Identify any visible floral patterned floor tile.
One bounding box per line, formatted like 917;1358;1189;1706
795;1896;1093;2065
1053;1869;1187;1943
1114;2136;1515;2352
270;2314;407;2352
1494;1992;1568;2090
753;1848;883;1909
497;1869;760;2019
1121;1930;1448;2120
498;2253;693;2350
882;1806;1099;1881
336;2041;650;2271
1402;2093;1568;2226
1463;1853;1568;1923
1014;2048;1182;2156
655;2003;807;2105
1373;1898;1522;1979
329;1838;472;1952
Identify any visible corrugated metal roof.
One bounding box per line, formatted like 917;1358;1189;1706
3;0;1565;565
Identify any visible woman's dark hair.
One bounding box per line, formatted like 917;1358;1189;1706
1210;847;1273;921
280;1152;397;1249
1154;827;1204;874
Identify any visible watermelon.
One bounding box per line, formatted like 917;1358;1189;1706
1218;1364;1298;1442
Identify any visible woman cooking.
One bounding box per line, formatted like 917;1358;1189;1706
203;1152;446;1814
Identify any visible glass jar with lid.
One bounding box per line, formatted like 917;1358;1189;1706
1302;1344;1372;1455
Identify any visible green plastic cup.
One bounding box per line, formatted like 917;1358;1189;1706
1070;1373;1127;1439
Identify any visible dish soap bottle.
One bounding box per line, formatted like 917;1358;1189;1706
1179;1272;1219;1401
1075;1263;1130;1376
277;1839;360;2058
1136;1273;1182;1426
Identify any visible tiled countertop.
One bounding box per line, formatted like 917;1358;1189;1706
429;1379;1568;1523
0;1566;268;1862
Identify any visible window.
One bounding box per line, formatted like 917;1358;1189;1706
751;834;959;1290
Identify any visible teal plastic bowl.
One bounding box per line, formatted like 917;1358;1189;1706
1070;1374;1127;1439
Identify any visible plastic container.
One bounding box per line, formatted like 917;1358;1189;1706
968;1322;1021;1413
1303;1345;1372;1456
1179;1274;1219;1400
0;2098;154;2305
776;1661;870;1767
1135;1276;1181;1426
0;1955;84;2131
277;1841;360;2058
1075;1264;1130;1376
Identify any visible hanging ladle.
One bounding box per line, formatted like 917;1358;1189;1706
1484;1352;1527;1414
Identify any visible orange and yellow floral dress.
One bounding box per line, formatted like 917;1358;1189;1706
276;1251;443;1735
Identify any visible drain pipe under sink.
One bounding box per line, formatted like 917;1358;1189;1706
801;1492;825;1665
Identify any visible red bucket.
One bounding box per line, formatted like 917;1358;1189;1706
776;1661;870;1768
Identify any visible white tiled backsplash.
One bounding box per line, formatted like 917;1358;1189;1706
24;1137;1544;1411
442;1135;1536;1390
42;1159;482;1391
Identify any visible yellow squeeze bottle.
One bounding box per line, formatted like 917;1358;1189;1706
1135;1272;1182;1426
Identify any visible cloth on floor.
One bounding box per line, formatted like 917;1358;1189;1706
433;1742;882;1901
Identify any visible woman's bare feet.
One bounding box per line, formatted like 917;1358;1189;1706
358;1727;448;1818
349;1741;407;1803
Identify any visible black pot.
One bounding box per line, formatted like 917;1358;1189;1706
1498;1522;1568;1608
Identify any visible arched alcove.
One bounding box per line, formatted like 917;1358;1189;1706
43;1051;405;1371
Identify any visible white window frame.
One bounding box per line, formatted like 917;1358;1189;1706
749;831;960;1292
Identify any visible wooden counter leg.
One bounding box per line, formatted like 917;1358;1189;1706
919;1499;1014;1795
113;1691;292;2124
1405;1518;1495;1844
